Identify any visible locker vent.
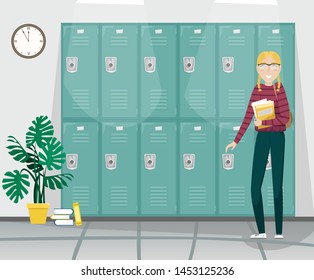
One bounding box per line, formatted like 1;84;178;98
111;36;129;47
149;186;167;207
71;89;90;110
228;186;245;207
150;36;167;47
150;133;167;144
150;89;168;110
187;89;207;110
189;186;207;207
189;36;206;47
71;36;89;47
189;133;207;144
267;36;285;47
111;133;129;144
227;89;246;110
266;185;285;207
110;186;129;207
71;133;90;144
72;186;89;207
228;36;246;47
110;89;129;110
228;132;246;144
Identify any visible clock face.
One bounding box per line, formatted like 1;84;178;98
11;24;46;59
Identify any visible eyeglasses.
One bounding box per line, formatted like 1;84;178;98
258;63;280;70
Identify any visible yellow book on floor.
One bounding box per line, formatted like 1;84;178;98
73;202;82;226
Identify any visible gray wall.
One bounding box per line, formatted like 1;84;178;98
0;0;312;216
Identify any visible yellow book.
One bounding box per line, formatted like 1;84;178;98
73;202;82;226
253;101;275;129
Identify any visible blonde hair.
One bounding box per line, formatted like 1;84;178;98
257;51;281;92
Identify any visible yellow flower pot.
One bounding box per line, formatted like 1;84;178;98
27;203;50;224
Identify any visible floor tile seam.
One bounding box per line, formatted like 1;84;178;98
72;222;90;260
247;222;267;260
188;222;199;260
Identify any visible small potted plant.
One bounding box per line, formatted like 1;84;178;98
2;115;73;224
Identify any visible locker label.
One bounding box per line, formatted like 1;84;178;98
77;126;85;131
155;126;162;131
222;154;234;170
144;57;156;73
233;126;240;131
183;154;195;170
222;57;234;73
66;154;78;170
116;29;124;34
77;29;85;34
233;29;241;34
194;126;202;131
66;57;78;73
105;154;117;170
144;154;156;170
272;29;280;34
155;29;163;34
183;57;195;73
194;29;202;34
116;126;124;131
105;57;117;73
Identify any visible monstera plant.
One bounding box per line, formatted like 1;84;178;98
2;116;73;223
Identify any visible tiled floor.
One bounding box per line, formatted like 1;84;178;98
1;220;314;260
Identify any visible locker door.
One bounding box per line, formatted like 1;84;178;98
218;123;255;216
62;24;99;118
141;123;177;215
179;25;216;118
258;24;295;216
102;123;138;215
140;25;177;118
179;122;216;215
218;25;255;118
102;25;138;118
62;122;99;215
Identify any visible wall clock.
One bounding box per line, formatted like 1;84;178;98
11;23;46;59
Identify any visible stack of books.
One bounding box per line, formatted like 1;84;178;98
50;202;82;226
50;208;74;226
251;99;275;129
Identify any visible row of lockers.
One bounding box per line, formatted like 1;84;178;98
62;23;294;119
61;121;294;216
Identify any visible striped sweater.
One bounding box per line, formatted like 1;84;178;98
234;83;290;144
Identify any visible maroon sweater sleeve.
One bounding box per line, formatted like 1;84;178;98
234;90;255;144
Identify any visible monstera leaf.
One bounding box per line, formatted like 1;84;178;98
38;137;66;171
26;153;44;173
2;170;30;203
44;174;74;190
26;115;54;148
6;136;30;163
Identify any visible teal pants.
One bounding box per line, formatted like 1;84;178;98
251;132;285;235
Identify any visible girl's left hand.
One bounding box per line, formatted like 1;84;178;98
254;119;262;127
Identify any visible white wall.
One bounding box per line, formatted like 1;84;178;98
0;0;312;216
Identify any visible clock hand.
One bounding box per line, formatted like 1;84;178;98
22;29;29;42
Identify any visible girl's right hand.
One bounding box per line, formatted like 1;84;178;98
225;141;237;152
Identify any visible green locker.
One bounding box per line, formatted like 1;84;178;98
102;25;138;118
218;25;255;118
179;25;216;118
141;123;177;215
62;24;99;118
62;122;99;215
179;122;216;215
140;25;177;118
102;123;138;215
218;122;255;216
258;24;295;216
